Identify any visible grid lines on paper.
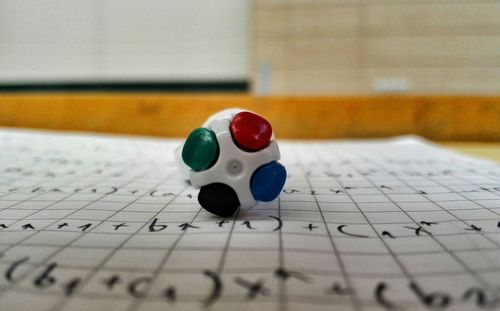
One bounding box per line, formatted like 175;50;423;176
0;130;498;311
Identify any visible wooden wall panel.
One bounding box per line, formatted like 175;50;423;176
252;0;500;95
367;36;500;68
255;0;362;8
366;2;500;36
288;6;359;37
364;68;500;93
287;38;361;70
254;8;288;39
253;39;286;69
278;69;363;94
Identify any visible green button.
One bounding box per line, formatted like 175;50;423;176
182;128;219;171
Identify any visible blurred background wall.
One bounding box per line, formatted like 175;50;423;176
0;0;249;84
0;0;498;141
252;0;500;95
2;0;499;95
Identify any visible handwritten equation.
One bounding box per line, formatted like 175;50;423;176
0;129;499;310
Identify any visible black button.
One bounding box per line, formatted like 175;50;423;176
198;183;239;217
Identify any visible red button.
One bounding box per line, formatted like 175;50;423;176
230;111;272;151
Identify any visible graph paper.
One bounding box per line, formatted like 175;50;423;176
0;128;498;311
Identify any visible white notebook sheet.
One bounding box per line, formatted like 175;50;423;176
0;128;498;311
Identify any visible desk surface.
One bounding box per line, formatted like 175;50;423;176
0;93;498;161
442;142;500;162
1;93;499;141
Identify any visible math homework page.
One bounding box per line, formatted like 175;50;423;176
0;129;499;311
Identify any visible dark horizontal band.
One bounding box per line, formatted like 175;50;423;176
0;81;248;92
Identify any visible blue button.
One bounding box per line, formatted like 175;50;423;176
250;161;287;202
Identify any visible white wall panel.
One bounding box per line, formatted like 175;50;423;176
0;0;249;82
